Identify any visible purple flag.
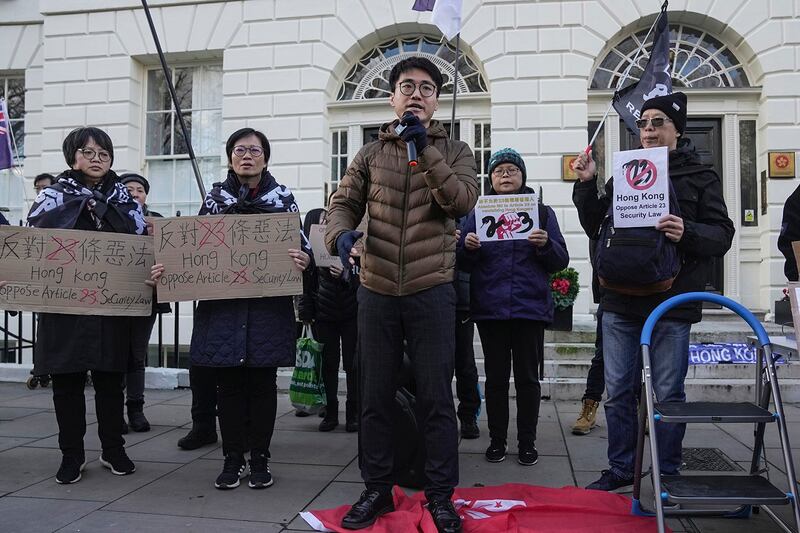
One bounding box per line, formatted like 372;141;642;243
0;99;14;170
412;0;436;11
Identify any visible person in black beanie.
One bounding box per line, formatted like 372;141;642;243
573;92;735;491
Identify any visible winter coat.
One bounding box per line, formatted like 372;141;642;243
778;184;800;282
30;170;143;375
325;120;479;296
458;188;569;323
189;171;307;368
311;267;358;322
572;137;735;323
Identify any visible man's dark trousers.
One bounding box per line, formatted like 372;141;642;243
357;283;459;501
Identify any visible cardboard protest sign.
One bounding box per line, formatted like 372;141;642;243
0;226;154;316
152;213;303;302
474;193;538;241
309;224;338;267
612;146;669;228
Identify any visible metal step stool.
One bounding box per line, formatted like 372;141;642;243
631;292;800;533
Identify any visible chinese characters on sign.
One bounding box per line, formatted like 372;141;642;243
152;213;303;302
474;193;539;242
612;146;669;228
0;227;154;316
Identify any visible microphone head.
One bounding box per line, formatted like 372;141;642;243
401;111;415;123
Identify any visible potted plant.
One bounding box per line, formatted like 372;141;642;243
548;267;579;331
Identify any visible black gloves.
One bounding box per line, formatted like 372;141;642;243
336;230;363;268
398;113;428;151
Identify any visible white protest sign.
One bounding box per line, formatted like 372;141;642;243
474;193;538;241
308;224;339;268
612;146;669;228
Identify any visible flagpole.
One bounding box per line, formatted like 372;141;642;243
140;0;206;198
584;3;667;154
449;33;460;141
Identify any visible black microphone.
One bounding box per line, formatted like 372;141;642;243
396;112;418;167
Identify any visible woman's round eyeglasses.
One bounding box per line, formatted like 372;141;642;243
77;148;111;163
233;145;264;158
492;167;520;177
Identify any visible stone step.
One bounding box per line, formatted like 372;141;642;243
275;370;800;402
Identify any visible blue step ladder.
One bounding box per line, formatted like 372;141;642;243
631;292;800;533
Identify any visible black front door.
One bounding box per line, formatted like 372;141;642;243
620;118;725;295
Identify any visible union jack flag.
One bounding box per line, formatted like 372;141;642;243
0;99;14;170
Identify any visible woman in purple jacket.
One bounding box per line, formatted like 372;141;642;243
458;148;569;467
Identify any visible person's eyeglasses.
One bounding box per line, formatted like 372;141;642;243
492;167;520;177
635;117;673;129
233;145;264;158
397;81;437;98
77;148;111;162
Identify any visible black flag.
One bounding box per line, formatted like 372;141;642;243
613;7;672;133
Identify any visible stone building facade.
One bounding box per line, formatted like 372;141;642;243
1;0;798;319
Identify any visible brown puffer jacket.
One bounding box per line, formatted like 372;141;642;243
325;119;478;296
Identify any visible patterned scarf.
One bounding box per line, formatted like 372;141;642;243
28;169;146;234
202;170;299;215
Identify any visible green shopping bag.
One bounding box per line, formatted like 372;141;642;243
289;326;327;414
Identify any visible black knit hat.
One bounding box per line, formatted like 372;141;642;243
640;92;688;135
120;173;150;194
488;148;527;184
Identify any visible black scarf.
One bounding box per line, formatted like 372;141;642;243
28;169;146;234
201;170;299;215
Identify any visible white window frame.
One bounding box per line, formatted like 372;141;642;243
142;63;223;216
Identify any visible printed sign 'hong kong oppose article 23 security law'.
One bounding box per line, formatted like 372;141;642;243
612;146;669;228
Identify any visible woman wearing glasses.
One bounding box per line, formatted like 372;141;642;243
151;128;312;490
27;126;147;484
458;148;569;467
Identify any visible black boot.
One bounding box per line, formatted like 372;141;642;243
319;401;339;432
126;400;150;432
177;426;218;450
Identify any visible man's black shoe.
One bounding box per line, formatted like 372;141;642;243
459;418;480;439
427;498;462;533
341;489;394;529
177;428;218;450
345;419;359;433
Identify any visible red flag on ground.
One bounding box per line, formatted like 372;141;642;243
301;483;668;532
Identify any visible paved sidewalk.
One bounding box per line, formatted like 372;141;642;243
1;382;798;532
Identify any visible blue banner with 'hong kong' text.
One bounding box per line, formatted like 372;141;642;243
688;343;783;365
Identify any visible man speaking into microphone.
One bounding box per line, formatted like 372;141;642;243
326;56;478;533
